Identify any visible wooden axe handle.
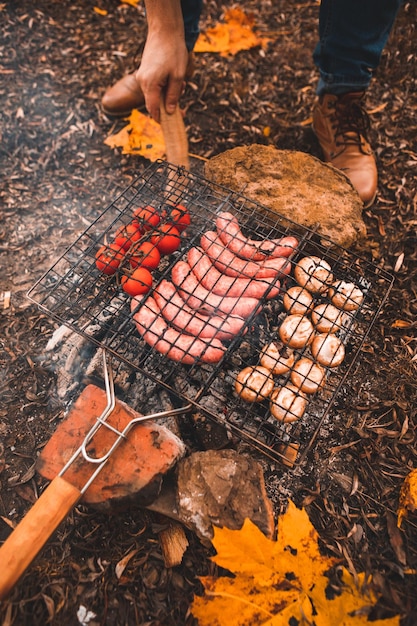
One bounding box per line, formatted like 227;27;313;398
159;101;190;169
0;475;81;599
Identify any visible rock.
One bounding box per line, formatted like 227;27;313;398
204;145;366;248
176;449;275;543
37;384;186;511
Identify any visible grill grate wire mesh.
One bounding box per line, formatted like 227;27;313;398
28;161;394;466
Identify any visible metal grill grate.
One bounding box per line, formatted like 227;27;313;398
28;161;394;466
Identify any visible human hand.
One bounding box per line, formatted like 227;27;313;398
135;34;189;123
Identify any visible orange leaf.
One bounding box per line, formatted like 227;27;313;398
93;7;108;16
194;8;271;57
104;109;166;161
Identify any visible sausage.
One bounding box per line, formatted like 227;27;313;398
153;279;247;341
200;230;292;279
171;261;262;318
187;247;280;300
216;211;299;261
131;295;226;364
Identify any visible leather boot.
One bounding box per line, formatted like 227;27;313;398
101;52;195;118
312;92;378;208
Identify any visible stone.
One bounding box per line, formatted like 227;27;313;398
176;449;275;543
36;384;186;511
204;145;366;248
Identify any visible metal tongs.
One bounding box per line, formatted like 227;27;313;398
0;350;191;600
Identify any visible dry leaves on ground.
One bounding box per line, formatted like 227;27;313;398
191;501;401;626
194;7;271;56
104;109;166;159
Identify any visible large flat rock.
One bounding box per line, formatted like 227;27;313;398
204;145;366;248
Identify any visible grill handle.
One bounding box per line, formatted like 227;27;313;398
0;476;81;600
160;100;190;169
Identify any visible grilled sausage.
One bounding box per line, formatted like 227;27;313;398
153;279;246;341
131;295;226;364
216;211;298;261
187;247;280;300
171;261;261;318
200;230;292;279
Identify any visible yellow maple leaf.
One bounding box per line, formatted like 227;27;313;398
194;8;271;57
398;467;417;527
104;109;165;161
191;500;400;626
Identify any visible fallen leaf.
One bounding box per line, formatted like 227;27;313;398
194;8;271;57
104;109;166;161
121;0;140;6
398;467;417;527
115;548;138;579
192;500;401;625
93;7;108;16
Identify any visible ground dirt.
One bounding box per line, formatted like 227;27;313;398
1;1;417;625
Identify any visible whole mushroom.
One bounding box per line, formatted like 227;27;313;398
283;286;314;315
328;280;364;311
290;357;326;394
269;384;307;423
279;314;315;349
234;365;275;403
311;333;345;367
311;303;346;334
260;342;295;375
294;256;334;294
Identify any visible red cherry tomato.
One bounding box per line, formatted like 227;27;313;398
121;267;153;296
128;241;161;270
133;205;161;231
150;224;181;255
113;222;142;250
95;243;125;275
168;204;191;233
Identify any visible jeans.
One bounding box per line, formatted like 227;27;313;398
181;0;403;94
314;0;404;95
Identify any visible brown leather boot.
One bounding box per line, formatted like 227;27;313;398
101;52;195;118
312;92;377;208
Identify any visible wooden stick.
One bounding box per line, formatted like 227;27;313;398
159;102;190;169
0;476;81;599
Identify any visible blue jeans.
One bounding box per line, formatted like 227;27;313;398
181;0;403;94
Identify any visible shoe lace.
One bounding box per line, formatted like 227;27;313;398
329;97;371;150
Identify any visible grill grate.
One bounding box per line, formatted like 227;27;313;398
28;161;394;466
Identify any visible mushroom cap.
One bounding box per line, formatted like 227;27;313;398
234;365;275;402
260;342;295;375
311;333;345;367
269;384;307;423
279;314;315;349
290;357;326;394
294;256;334;294
328;280;364;311
283;286;314;315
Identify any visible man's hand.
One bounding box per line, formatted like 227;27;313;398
135;0;188;122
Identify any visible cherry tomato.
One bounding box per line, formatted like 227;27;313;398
168;204;191;233
133;205;161;231
95;243;125;275
128;241;161;270
121;267;153;296
113;222;142;250
150;224;181;255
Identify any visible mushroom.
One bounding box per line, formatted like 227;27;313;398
311;333;345;367
294;256;334;294
278;314;315;349
290;357;326;394
269;384;307;423
328;280;364;311
234;365;275;403
260;342;295;375
283;286;314;315
311;303;346;334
